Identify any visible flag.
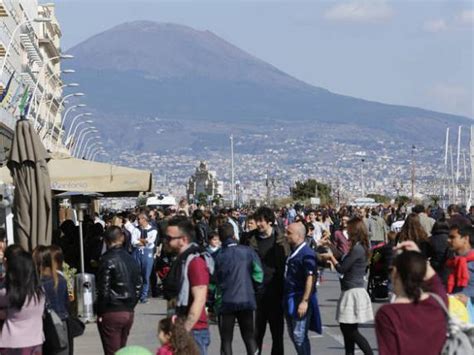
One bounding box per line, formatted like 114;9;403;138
22;91;33;117
18;87;31;117
0;72;15;105
5;81;23;112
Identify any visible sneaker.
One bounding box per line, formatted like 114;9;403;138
139;299;149;304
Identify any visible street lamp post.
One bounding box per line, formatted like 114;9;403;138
44;88;84;147
28;54;74;120
411;145;416;201
33;69;76;125
44;91;84;133
360;158;366;197
0;17;51;77
78;135;100;158
55;105;87;149
85;142;101;160
230;134;235;208
91;149;107;161
73;129;98;157
65;113;92;145
67;121;93;151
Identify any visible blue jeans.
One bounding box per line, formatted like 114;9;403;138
285;310;311;355
133;248;154;301
192;328;210;355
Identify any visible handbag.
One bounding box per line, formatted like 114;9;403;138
43;306;68;351
430;293;474;355
67;316;85;338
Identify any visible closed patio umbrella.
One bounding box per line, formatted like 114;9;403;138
7;118;52;251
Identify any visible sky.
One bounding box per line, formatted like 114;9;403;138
50;0;474;118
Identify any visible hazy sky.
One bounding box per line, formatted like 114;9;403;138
51;0;473;118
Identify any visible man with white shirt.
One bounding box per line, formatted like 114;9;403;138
94;212;106;228
308;210;326;244
227;208;241;242
125;213;157;303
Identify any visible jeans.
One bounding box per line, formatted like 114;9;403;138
285;311;311;355
133;248;154;301
192;328;210;355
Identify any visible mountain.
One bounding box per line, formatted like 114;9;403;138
67;21;471;151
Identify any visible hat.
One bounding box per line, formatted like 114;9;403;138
115;346;152;355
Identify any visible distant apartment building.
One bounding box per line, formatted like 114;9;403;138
0;0;62;163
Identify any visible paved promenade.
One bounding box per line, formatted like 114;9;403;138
76;271;381;354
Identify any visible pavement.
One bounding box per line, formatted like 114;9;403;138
76;271;382;354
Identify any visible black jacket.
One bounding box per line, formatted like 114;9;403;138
97;246;142;315
241;227;290;299
430;228;451;285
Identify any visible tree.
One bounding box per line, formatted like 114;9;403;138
196;192;209;206
395;195;410;205
290;179;332;205
367;193;390;204
429;195;441;206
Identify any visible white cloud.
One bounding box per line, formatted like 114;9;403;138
324;0;394;23
423;19;448;33
456;9;474;26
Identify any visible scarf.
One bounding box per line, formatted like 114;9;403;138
446;250;474;293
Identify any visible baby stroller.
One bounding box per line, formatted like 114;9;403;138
367;242;392;301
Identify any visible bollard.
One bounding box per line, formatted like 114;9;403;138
75;273;96;323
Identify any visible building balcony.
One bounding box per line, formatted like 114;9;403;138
0;2;8;17
39;32;60;59
19;31;43;64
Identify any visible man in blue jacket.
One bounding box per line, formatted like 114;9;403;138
214;222;264;355
284;222;322;355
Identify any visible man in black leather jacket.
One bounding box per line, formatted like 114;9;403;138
97;226;142;355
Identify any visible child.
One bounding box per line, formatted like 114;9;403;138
156;316;200;355
206;231;221;256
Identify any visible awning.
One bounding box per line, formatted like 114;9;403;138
0;155;152;197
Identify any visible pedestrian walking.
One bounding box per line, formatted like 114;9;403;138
284;222;322;355
214;222;263;355
446;225;474;301
33;245;70;355
96;226;142;355
126;213;158;303
241;206;290;355
334;216;350;256
323;217;374;355
367;210;388;246
164;216;213;355
0;245;45;354
398;213;434;259
375;241;447;355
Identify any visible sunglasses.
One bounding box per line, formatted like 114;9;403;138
165;235;184;241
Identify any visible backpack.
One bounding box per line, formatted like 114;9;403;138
195;222;210;247
430;292;474;355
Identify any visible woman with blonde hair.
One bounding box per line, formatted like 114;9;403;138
33;245;70;354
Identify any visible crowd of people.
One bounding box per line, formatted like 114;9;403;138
0;200;474;355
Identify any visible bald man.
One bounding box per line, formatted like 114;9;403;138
284;222;322;355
